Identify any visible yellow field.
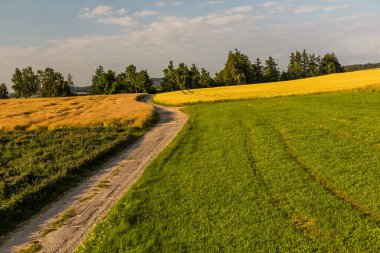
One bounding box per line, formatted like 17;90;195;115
154;69;380;105
0;94;154;131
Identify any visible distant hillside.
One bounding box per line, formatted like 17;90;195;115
74;86;91;93
344;63;380;72
152;78;163;88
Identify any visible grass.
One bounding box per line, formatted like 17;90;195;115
0;95;157;238
0;94;153;131
153;68;380;105
77;91;380;252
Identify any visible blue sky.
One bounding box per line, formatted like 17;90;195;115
1;0;380;88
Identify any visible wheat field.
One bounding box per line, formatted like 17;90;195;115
154;68;380;105
0;94;154;131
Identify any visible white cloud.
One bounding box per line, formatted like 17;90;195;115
154;1;184;8
323;3;351;12
206;1;223;5
134;10;158;17
97;17;138;27
226;5;253;14
294;5;319;14
116;8;127;15
79;5;114;19
155;1;167;7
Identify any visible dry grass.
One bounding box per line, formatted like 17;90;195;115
154;68;380;105
0;94;154;131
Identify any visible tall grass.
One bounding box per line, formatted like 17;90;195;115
154;68;380;105
0;94;153;131
78;91;380;252
0;94;156;237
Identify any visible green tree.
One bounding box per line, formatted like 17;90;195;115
161;61;177;92
253;58;264;83
11;67;38;98
199;68;215;87
0;83;8;99
189;64;201;89
320;53;343;74
175;63;190;90
136;70;154;93
126;64;138;93
91;66;105;94
264;56;280;82
37;68;73;97
215;49;255;86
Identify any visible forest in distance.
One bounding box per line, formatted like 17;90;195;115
1;48;379;100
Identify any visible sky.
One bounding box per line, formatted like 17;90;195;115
1;0;380;88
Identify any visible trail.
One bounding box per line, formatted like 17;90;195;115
0;98;188;253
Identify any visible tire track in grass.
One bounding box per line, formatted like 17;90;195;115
240;120;326;245
272;124;380;223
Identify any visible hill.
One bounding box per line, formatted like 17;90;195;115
154;68;380;105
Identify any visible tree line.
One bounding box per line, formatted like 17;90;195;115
160;49;344;91
0;48;346;99
343;62;380;72
1;66;74;99
90;65;155;95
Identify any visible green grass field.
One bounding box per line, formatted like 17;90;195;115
0;126;152;237
77;91;380;252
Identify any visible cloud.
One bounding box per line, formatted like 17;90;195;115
154;1;167;7
79;6;127;19
226;5;253;14
154;1;184;8
323;3;351;12
79;5;113;19
1;2;379;91
206;1;223;5
97;17;138;27
134;10;158;17
294;5;319;14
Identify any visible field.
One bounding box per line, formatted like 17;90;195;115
78;91;380;252
0;94;155;236
0;94;153;131
154;68;380;105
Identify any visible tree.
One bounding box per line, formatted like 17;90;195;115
253;58;264;83
126;64;138;93
199;68;215;87
308;54;321;77
301;49;310;77
175;63;190;90
161;61;177;92
135;70;154;93
189;64;201;89
264;56;280;82
37;68;73;97
11;67;38;98
215;49;255;86
320;53;343;74
0;83;8;99
91;66;105;94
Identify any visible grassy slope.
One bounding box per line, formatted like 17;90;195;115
154;68;380;105
78;91;380;252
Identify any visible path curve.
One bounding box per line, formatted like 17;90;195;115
0;98;188;253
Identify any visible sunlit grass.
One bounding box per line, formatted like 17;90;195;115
77;91;380;252
0;94;154;131
154;68;380;105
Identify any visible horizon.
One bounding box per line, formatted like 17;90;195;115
1;0;380;90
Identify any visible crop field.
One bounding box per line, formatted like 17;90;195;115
0;94;155;236
78;91;380;252
154;68;380;105
0;94;153;131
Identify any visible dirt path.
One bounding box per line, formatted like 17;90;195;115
0;99;188;253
